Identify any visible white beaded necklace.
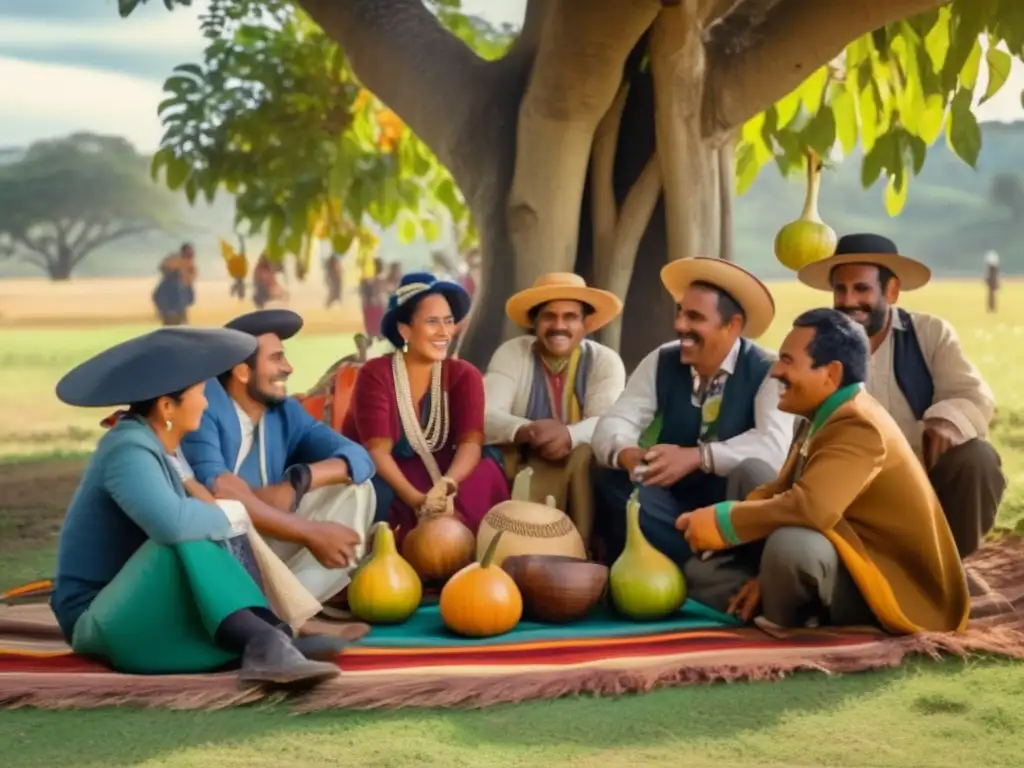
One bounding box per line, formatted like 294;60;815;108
392;350;449;482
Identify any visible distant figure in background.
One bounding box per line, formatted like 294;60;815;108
222;238;248;301
324;252;343;309
252;254;287;309
984;250;1000;314
430;250;459;282
382;261;403;295
360;257;385;339
153;243;197;326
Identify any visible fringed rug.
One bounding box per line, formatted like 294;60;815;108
2;536;1023;712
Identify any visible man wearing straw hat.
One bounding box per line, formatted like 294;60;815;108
592;257;795;567
797;234;1005;586
483;273;627;548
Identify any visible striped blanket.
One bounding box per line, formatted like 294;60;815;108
3;537;1023;712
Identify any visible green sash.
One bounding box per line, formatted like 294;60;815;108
72;539;268;675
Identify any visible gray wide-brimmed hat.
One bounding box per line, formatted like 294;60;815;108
56;327;258;408
225;308;304;340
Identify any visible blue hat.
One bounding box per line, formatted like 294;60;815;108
380;272;471;349
56;327;258;408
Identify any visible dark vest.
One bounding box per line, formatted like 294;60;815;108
654;338;775;447
891;308;935;421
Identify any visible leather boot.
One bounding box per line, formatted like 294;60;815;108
237;628;340;687
291;634;350;661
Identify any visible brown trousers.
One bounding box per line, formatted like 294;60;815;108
500;444;596;546
929;438;1006;559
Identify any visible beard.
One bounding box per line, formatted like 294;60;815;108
839;303;888;336
247;376;287;407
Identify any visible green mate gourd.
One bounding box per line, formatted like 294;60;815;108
609;489;687;621
347;521;422;624
774;150;837;271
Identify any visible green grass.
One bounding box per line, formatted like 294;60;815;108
2;280;1024;766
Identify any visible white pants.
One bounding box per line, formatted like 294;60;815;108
266;481;377;603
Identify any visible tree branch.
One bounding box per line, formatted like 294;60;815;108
591;82;630;285
702;0;950;137
297;0;491;189
71;223;156;267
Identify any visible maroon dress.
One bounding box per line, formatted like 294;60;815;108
342;355;510;547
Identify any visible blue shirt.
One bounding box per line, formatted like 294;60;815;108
51;418;236;640
179;379;375;490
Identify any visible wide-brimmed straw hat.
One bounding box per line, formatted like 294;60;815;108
505;272;623;332
660;257;776;339
381;271;471;349
225;308;304;340
798;233;931;292
56;327;258;408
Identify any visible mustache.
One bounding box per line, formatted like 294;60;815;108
544;330;572;339
772;374;791;388
838;305;874;316
678;332;703;345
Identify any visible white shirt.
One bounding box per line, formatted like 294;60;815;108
483;336;627;448
591;338;795;476
233;400;258;475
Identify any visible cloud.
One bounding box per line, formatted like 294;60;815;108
0;57;165;149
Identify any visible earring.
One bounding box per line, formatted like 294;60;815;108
165;420;173;432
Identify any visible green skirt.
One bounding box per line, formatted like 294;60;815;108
72;539;269;675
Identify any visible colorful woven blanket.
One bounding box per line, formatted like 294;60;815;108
3;538;1024;712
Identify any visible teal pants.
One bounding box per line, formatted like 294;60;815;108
72;539;269;675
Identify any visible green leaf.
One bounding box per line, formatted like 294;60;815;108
884;172;909;216
118;0;142;18
734;141;762;196
172;63;205;79
801;107;837;157
164;157;190;190
981;47;1012;104
421;216;441;242
774;91;802;130
918;95;947;145
831;88;857;155
397;211;418;244
858;86;879;152
945;89;982;167
960;40;983;89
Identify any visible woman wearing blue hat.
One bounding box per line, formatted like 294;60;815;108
50;327;341;686
341;272;510;549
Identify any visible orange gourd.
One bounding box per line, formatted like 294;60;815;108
439;531;522;638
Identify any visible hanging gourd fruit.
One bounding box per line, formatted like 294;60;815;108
347;521;423;624
773;149;837;271
401;506;476;582
609;489;687;621
439;531;523;638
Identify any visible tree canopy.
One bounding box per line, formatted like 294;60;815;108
145;0;513;277
131;0;1024;266
0;132;174;280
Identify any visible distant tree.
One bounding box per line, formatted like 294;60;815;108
989;172;1024;219
0;133;174;280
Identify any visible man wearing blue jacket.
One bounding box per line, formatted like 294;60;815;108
181;309;378;603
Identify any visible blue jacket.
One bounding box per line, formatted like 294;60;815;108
51;418;236;640
179;379;375;490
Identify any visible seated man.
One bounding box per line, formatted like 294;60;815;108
798;234;1006;585
592;257;795;566
484;273;627;545
678;308;970;634
180;309;377;603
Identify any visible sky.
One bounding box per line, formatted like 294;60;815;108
0;0;1020;152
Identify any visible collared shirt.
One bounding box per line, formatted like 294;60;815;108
867;307;994;458
592;338;795;475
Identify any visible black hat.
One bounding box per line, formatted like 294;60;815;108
56;327;258;408
798;233;931;292
225;308;304;340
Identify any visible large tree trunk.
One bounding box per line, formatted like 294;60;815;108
304;0;951;372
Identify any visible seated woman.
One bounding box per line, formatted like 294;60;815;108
50;326;341;686
342;272;510;547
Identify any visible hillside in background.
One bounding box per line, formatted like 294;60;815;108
2;121;1022;281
